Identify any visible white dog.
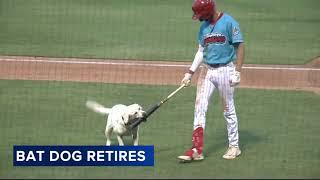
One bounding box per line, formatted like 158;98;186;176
86;100;146;146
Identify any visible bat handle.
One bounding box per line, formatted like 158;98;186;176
162;84;186;103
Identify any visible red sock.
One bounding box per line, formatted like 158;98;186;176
192;127;204;154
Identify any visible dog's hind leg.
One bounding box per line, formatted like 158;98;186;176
117;135;125;146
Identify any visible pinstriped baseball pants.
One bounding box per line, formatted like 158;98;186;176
193;62;239;147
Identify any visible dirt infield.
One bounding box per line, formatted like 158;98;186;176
0;56;319;94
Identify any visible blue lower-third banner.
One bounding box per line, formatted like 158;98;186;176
13;145;154;166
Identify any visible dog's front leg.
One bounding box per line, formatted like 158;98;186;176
105;127;113;146
117;135;125;146
132;128;139;146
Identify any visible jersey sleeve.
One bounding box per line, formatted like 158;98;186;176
228;18;244;44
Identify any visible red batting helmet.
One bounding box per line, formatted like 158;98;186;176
192;0;216;20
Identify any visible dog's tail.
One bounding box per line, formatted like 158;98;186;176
86;100;111;115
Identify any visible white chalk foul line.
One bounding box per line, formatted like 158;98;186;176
0;58;319;71
242;66;320;71
0;58;188;67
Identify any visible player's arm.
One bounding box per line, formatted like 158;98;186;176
229;42;245;87
234;42;245;72
181;44;204;86
228;17;245;86
189;44;204;73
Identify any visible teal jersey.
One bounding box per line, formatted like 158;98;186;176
198;12;244;65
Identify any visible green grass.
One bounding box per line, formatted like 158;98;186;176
0;79;319;178
0;0;319;64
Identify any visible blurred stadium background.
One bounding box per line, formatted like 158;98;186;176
0;0;319;178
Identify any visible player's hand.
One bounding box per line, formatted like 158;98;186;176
230;70;241;87
181;73;193;87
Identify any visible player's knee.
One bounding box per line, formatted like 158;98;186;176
223;110;235;117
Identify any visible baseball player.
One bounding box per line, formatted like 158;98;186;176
178;0;245;162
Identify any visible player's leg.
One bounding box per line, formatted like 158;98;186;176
193;68;215;130
216;64;241;159
178;67;216;162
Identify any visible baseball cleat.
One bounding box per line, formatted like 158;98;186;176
177;148;204;163
222;146;241;160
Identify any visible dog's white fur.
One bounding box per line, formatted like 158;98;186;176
86;100;146;146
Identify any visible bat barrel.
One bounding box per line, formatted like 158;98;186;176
128;117;145;129
145;103;161;118
128;103;160;129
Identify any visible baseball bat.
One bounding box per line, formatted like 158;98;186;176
129;84;186;129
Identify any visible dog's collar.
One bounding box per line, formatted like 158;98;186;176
122;117;133;127
122;116;133;127
123;116;138;127
121;116;127;126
